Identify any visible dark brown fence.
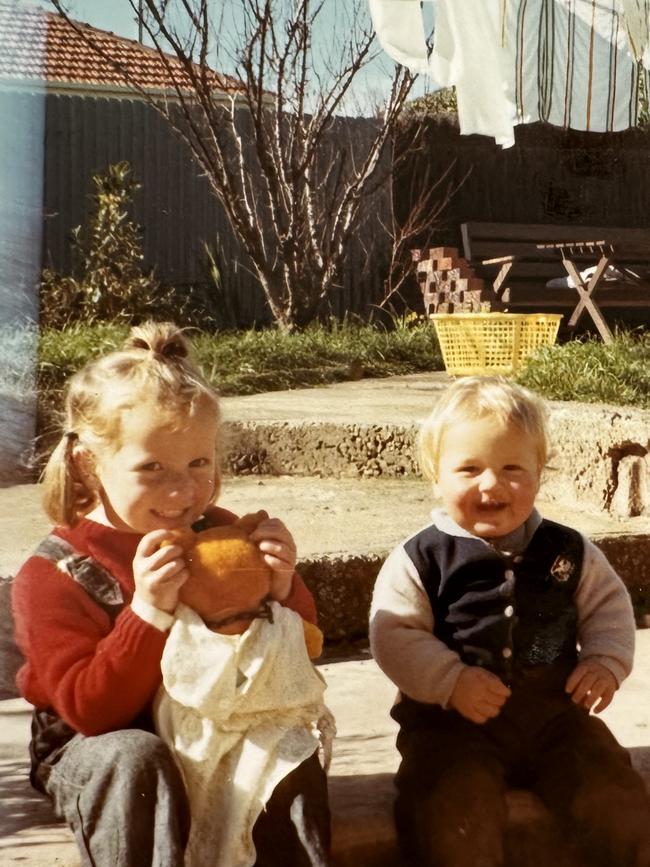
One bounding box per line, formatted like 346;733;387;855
4;90;390;326
394;117;650;251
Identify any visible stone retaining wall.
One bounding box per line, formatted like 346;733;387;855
298;536;650;643
222;402;650;518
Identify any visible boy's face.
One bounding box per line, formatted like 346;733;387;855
434;415;541;539
85;401;219;535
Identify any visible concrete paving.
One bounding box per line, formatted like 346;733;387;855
2;478;648;645
3;478;647;576
219;371;650;519
3;637;650;866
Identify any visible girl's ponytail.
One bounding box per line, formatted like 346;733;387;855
41;431;95;526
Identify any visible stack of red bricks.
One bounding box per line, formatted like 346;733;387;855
412;246;493;314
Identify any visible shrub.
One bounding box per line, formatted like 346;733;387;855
40;162;170;327
403;87;458;120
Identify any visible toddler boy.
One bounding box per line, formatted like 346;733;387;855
370;377;650;867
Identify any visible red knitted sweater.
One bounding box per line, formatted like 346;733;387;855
12;506;318;737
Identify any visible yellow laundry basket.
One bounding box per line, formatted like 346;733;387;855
430;313;562;376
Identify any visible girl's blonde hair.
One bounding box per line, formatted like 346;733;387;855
418;376;549;483
42;321;220;526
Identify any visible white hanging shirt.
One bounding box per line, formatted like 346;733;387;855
154;602;327;867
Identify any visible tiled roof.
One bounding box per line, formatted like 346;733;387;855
0;2;241;94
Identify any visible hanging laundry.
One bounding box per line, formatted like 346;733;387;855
367;0;430;73
429;0;518;147
619;0;650;62
369;0;646;146
512;0;641;133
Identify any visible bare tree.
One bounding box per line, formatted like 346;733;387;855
50;0;419;330
377;156;460;313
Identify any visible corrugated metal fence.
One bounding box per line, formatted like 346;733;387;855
394;117;650;249
32;91;390;325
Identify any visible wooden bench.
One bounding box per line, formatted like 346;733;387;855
460;222;650;341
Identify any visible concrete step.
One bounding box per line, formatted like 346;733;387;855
219;372;650;519
3;631;650;866
2;479;649;648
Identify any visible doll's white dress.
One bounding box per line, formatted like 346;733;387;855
153;601;327;867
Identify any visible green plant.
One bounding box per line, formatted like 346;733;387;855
37;319;442;406
40;162;161;326
516;330;650;409
203;240;241;330
403;87;458;119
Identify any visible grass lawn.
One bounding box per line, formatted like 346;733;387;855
35;320;444;398
3;323;648;429
515;329;650;410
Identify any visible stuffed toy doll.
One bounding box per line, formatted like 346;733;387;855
154;511;330;867
171;510;323;657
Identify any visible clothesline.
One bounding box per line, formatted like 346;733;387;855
369;0;650;147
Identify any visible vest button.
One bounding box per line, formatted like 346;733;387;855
504;569;514;580
502;647;513;658
513;555;523;564
504;605;514;618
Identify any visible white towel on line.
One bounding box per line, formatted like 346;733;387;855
367;0;431;73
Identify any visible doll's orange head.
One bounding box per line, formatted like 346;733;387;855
172;510;272;626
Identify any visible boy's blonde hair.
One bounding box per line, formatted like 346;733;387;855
42;321;220;527
418;376;549;482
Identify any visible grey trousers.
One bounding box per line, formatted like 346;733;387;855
44;728;190;867
41;727;331;867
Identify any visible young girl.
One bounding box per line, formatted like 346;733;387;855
370;376;650;867
12;322;331;867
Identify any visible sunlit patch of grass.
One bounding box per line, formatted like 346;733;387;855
516;330;650;409
36;319;443;413
193;320;442;394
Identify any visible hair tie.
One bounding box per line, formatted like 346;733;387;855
161;340;187;360
130;336;187;361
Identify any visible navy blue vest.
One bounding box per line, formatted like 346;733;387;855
404;519;584;684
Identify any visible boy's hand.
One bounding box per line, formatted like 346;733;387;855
565;660;617;713
449;666;511;724
132;529;189;614
249;517;297;602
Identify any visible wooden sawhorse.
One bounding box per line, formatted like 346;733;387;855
536;241;615;343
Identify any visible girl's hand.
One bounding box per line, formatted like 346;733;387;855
249;517;297;602
449;666;511;724
132;529;189;614
566;660;617;713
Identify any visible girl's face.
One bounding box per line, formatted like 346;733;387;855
85;400;219;535
434;415;541;539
